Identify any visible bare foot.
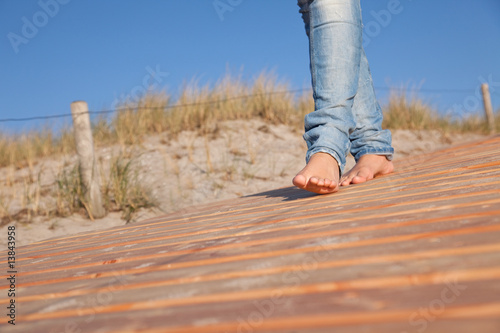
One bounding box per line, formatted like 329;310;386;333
293;153;340;194
340;154;394;186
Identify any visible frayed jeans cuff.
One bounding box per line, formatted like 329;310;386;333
355;147;394;162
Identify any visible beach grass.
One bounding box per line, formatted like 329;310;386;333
1;71;498;223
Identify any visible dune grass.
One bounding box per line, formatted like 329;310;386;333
2;72;498;170
382;91;500;133
0;71;498;223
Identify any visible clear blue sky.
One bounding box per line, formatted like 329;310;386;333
1;0;499;133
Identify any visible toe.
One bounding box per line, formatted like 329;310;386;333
292;174;307;188
350;175;367;184
309;177;320;186
340;177;353;186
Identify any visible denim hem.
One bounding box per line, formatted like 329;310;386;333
354;147;394;162
306;147;344;177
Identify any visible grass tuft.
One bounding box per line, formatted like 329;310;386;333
1;71;498;224
103;153;156;222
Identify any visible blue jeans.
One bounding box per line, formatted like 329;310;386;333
297;0;394;175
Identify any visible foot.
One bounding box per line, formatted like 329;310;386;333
293;153;340;194
340;154;394;186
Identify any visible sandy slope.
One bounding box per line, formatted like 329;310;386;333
0;119;486;247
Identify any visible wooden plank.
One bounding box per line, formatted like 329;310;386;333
1;135;500;333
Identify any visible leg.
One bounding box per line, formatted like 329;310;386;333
340;49;395;185
293;0;362;194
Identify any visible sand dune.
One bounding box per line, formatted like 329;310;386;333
0;119;486;247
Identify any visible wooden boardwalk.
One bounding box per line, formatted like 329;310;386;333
2;136;500;333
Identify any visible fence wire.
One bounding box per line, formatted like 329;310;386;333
0;86;497;124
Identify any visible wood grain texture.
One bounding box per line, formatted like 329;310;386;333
1;135;500;333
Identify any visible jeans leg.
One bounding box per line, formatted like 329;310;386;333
349;48;394;161
297;0;394;172
297;0;312;37
298;0;362;174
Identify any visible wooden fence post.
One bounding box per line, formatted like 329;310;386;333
481;83;495;134
70;101;106;219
